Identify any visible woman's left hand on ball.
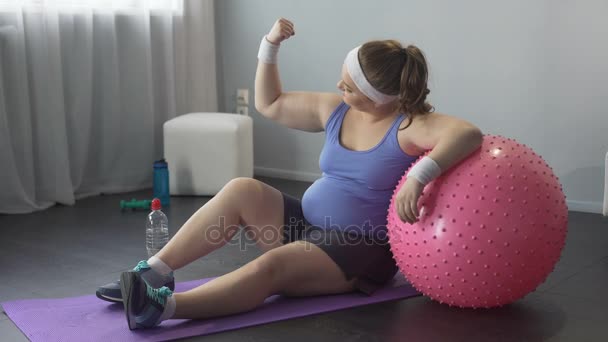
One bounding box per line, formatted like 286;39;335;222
395;177;424;224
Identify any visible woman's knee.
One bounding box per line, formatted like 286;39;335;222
217;178;259;212
222;177;267;206
221;177;285;251
250;250;287;289
223;177;257;194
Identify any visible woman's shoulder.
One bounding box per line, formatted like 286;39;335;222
409;111;450;126
397;111;449;152
398;111;479;151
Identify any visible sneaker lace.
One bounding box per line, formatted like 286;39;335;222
133;260;150;272
146;285;173;305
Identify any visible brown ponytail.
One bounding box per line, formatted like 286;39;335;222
358;40;434;130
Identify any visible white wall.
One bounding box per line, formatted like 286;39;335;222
216;0;608;213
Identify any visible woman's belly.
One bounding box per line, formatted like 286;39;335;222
301;175;392;235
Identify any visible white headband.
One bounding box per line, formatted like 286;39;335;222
344;46;399;105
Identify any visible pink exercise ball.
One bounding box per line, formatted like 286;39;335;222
387;135;568;308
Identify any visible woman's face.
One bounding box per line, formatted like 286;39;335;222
337;64;373;110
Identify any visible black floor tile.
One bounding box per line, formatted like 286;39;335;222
543;256;608;304
0;320;28;341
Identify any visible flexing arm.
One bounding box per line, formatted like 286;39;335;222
254;18;339;132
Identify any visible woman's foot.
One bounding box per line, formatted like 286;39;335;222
96;260;174;303
120;271;175;330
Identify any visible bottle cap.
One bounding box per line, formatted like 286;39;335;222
151;198;161;211
154;159;168;169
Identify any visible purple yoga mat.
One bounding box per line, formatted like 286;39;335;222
2;274;419;342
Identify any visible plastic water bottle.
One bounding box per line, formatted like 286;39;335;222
153;159;170;207
146;198;169;257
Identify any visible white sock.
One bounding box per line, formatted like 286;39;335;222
159;295;176;322
147;256;173;276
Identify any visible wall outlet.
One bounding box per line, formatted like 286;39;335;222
237;88;249;105
236;105;249;116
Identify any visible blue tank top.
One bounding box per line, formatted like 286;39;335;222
301;101;419;235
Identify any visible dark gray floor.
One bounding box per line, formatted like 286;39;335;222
1;176;608;341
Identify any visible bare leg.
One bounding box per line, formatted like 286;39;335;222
171;241;356;320
155;178;286;270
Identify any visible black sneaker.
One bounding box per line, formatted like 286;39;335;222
96;260;174;303
120;271;174;330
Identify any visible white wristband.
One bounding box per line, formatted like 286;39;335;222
407;156;442;185
257;36;280;64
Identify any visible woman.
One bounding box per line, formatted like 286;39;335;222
98;18;483;330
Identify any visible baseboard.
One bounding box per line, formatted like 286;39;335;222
604;151;607;216
566;200;603;215
254;166;321;183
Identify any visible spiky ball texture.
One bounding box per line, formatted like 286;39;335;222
387;135;568;308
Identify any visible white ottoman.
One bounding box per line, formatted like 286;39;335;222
163;113;253;196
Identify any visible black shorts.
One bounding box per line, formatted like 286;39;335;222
281;192;399;296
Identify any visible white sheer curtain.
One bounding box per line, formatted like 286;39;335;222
0;0;182;10
0;0;217;213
